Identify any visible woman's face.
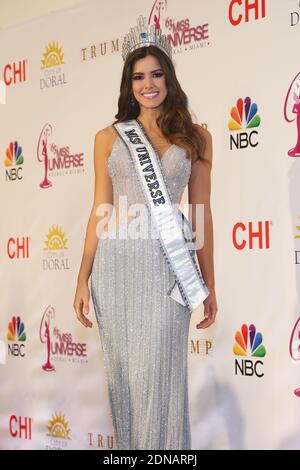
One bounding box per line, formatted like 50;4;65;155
131;54;168;110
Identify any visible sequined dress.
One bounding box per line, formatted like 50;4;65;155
90;130;192;450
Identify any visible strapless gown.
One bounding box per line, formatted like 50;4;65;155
91;132;193;450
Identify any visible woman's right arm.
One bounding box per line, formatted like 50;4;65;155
73;127;114;328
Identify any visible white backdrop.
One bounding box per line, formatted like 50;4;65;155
1;0;300;450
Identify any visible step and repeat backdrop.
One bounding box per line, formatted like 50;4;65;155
1;0;300;450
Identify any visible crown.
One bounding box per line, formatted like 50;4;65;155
121;15;172;62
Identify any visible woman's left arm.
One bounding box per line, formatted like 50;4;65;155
188;124;218;329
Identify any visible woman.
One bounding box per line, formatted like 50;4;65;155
73;16;217;450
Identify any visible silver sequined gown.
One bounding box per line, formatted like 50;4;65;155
91;133;192;450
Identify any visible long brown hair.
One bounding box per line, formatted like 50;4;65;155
113;45;206;164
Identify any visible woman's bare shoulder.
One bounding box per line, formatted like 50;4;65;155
192;123;213;165
193;122;213;142
95;123;118;152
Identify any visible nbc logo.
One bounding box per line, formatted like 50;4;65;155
7;316;26;357
228;97;261;150
233;323;266;377
4;140;24;181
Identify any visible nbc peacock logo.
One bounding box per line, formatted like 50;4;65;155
228;97;261;151
233;323;266;377
7;316;26;358
4;140;24;182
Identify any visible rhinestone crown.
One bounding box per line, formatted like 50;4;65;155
121;15;172;62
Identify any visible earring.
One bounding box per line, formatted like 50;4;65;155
130;93;135;106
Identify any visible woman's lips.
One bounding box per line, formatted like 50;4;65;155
141;92;159;99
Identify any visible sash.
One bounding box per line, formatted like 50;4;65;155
113;119;210;314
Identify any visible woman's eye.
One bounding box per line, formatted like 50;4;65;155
132;72;164;80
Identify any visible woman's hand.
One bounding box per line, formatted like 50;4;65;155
196;287;218;329
73;280;93;328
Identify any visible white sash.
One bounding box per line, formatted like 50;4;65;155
113;119;210;314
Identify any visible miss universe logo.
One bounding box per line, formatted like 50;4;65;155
148;0;210;53
289;316;300;397
37;123;85;189
284;72;300;157
40;305;88;371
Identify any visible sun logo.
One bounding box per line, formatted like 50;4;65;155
228;97;261;131
41;41;65;69
44;225;68;250
4;141;24;167
295;216;300;239
47;412;71;439
7;316;26;341
233;323;266;357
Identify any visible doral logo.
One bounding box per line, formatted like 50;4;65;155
44;225;68;250
4;140;24;182
40;41;67;91
233;323;266;377
45;412;71;450
43;224;70;271
289;316;300;397
228;97;261;150
7;316;26;358
290;4;300;27
40;41;64;69
46;412;71;439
